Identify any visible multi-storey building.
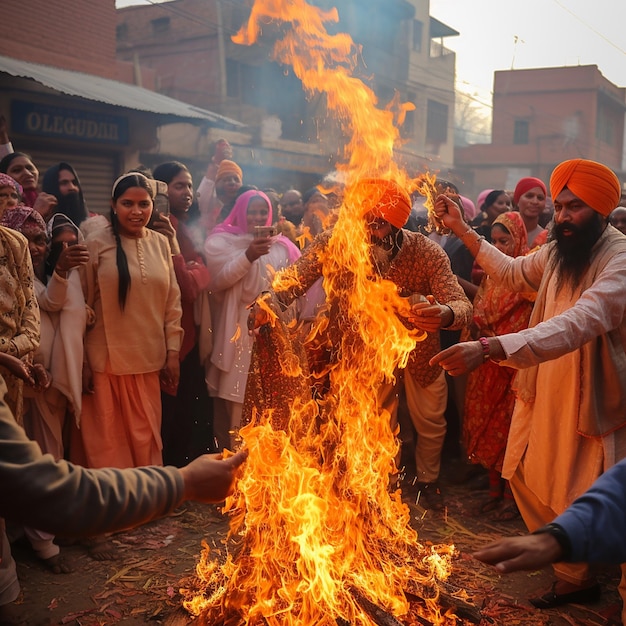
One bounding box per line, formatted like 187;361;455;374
116;0;459;189
0;0;239;209
455;65;626;199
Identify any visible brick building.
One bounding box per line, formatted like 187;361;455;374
0;0;238;210
116;0;459;190
454;65;626;200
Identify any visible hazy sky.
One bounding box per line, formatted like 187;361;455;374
429;0;626;106
117;0;626;107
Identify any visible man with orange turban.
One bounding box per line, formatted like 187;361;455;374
430;158;626;617
251;178;472;510
196;140;243;236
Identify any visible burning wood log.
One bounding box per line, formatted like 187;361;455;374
405;589;482;625
350;588;411;626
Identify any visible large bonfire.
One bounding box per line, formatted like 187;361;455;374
182;1;456;624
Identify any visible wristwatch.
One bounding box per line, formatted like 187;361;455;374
532;523;572;560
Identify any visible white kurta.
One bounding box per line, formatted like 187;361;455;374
34;271;87;420
475;226;626;513
23;270;88;460
204;233;295;403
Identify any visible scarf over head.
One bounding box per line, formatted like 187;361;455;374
1;205;46;234
213;190;272;235
47;212;81;241
0;173;23;197
215;159;243;183
513;177;547;204
212;189;300;263
42;162;88;225
476;188;494;212
492;211;529;258
550;159;621;217
354;178;412;229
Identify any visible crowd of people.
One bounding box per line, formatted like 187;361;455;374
0;119;626;624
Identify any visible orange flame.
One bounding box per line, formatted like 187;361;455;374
183;1;455;624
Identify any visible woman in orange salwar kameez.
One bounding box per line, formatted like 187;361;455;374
463;211;534;521
78;173;183;470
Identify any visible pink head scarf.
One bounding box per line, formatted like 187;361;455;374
212;189;300;263
476;189;494;212
213;190;273;235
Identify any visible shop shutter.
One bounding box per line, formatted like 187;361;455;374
28;150;120;216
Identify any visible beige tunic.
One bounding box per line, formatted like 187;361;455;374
476;225;626;513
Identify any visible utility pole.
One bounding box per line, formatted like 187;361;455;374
216;0;228;105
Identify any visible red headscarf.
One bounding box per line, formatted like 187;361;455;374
354;178;412;229
550;159;621;217
513;177;546;204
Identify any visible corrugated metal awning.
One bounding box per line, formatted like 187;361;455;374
0;54;244;129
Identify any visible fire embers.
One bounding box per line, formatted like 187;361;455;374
180;288;455;625
178;0;459;620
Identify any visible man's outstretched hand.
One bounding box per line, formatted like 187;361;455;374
473;533;563;573
180;449;248;503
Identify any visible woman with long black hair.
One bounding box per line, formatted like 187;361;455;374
77;173;182;470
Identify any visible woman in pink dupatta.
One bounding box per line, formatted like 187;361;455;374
463;211;534;521
204;190;300;450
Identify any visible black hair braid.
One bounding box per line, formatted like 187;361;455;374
110;210;131;310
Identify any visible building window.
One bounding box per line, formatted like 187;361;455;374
116;23;128;41
513;119;529;144
412;20;423;52
426;99;448;143
151;17;170;35
596;111;615;145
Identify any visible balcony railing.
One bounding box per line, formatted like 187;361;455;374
430;40;454;58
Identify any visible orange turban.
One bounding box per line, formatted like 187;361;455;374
550;159;621;217
215;159;243;183
355;178;412;229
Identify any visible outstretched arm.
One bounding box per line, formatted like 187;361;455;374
0;369;247;537
473;532;563;573
475;458;626;571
